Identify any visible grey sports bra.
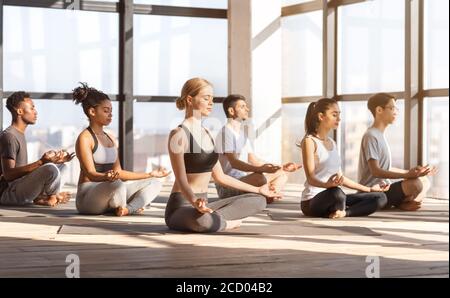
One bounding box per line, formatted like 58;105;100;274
86;127;117;173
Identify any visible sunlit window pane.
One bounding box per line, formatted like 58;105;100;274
3;6;118;94
282;11;322;97
338;0;404;94
282;103;308;184
424;0;449;89
134;15;227;96
424;98;449;199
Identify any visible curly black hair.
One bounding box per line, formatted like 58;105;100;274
72;82;110;117
6;91;31;120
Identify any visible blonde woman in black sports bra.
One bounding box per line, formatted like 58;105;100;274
73;83;170;216
165;78;279;233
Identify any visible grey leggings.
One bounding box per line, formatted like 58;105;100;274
165;192;267;233
0;163;66;206
76;178;162;215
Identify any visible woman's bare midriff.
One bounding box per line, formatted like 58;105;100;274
171;172;212;194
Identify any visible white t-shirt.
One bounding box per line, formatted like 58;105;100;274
215;123;255;179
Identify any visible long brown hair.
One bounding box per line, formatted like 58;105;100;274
304;97;338;136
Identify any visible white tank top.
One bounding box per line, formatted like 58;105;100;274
301;135;341;201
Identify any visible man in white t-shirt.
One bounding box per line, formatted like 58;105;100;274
357;93;437;211
215;94;301;203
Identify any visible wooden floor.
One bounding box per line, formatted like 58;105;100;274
0;183;448;278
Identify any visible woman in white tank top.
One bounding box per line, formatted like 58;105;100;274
299;98;388;218
72;83;170;216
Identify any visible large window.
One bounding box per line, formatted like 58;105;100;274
338;0;404;94
2;1;228;176
2;99;119;186
134;15;228;96
423;0;449;199
282;11;322;97
282;103;307;184
424;0;449;89
3;6;119;94
2;1;448;200
339;100;404;182
424;98;449;199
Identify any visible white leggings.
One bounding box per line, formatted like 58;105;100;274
76;178;162;215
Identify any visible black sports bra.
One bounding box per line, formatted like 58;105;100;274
179;125;219;174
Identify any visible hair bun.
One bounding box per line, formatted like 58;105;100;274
175;97;186;110
72;82;90;104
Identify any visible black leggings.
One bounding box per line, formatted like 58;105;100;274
165;192;266;233
302;187;387;218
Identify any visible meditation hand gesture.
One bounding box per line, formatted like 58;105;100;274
104;170;120;181
54;150;76;164
282;162;302;172
259;163;281;174
193;198;213;214
40;150;63;164
412;165;437;177
406;165;435;178
370;183;390;192
259;183;282;200
326;173;344;188
149;167;171;178
426;165;438;176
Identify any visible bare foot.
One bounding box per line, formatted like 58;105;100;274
405;195;423;204
266;195;283;204
398;201;422;211
33;195;58;207
56;192;72;204
115;206;130;217
134;208;145;215
225;219;242;230
329;210;346;219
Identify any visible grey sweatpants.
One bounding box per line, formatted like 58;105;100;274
165;192;267;233
75;178;162;215
0;163;67;206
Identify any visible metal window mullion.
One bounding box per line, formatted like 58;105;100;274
118;0;133;170
2;92;119;101
281;0;366;17
4;0;119;13
418;0;424;165
404;0;422;169
134;4;227;18
4;1;228;18
1;91;240;103
282;0;322;16
322;1;339;145
423;89;449;97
